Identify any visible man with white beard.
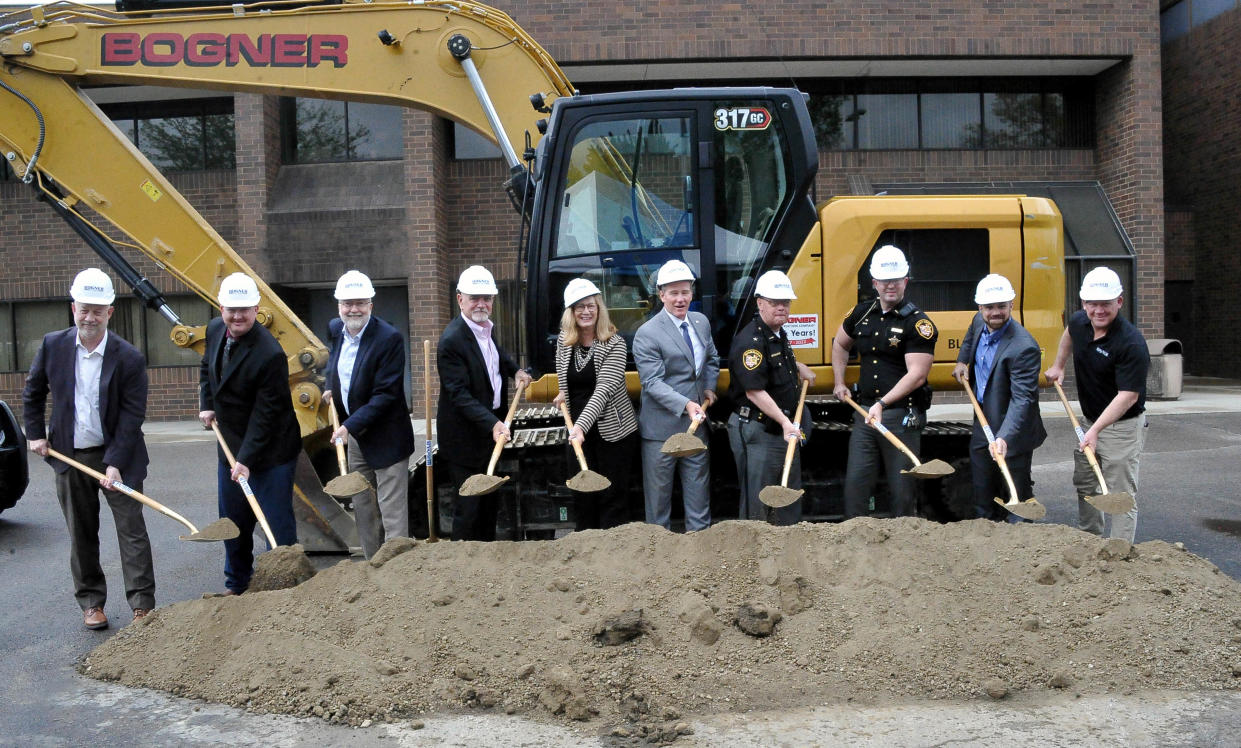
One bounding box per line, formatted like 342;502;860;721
323;271;415;558
436;266;531;541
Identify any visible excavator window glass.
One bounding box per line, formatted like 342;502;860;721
859;229;990;311
553;116;695;257
712;103;791;323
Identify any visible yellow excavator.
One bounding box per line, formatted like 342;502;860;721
1;0;1064;544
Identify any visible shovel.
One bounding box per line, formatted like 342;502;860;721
1052;381;1136;515
841;395;955;478
322;399;373;498
211;421;279;548
459;381;526;497
423;340;438;542
958;372;1046;520
557;401;612;493
759;379;810;508
660;413;707;458
47;447;239;542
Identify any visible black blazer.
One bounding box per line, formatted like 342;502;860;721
324;316;414;470
956;313;1047;456
435;315;520;466
199;317;301;470
22;327;150;484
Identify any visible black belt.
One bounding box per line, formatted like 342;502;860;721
736;405;790;435
75;445;105;453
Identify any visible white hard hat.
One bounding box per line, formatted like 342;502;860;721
869;245;910;280
974;273;1016;305
1079;267;1123;301
754;270;797;300
217;272;261;307
69;268;116;305
457;265;499;295
334;270;376;300
656;260;696;287
563;278;602;308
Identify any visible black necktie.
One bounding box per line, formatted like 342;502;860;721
223;337;235;368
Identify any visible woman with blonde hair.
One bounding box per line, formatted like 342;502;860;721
553;278;639;530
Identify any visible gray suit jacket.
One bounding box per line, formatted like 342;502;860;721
632;310;720;441
956;313;1047;456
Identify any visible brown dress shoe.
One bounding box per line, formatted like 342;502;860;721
83;606;108;630
131;608;151;621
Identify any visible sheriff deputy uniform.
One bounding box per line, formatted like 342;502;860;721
833;245;938;518
727;270;811;525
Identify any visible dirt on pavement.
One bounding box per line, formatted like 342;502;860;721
82;518;1241;741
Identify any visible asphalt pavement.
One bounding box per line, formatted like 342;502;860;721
2;378;1240;745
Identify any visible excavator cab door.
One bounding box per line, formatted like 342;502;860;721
525;88;818;374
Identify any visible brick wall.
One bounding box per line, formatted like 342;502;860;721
1163;6;1241;376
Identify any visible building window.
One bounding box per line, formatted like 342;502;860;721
280;98;403;163
807;80;1092;151
1162;0;1239;44
102;98;235;172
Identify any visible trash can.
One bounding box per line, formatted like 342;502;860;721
1146;339;1183;400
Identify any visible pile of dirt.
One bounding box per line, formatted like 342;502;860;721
83;519;1241;739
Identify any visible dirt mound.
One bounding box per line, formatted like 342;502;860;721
248;544;316;592
83;519;1241;737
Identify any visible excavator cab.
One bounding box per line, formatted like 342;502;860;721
525;88;819;374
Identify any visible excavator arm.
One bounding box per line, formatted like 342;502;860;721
0;0;573;433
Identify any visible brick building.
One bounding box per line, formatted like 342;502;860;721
1;0;1168;420
1161;0;1241;377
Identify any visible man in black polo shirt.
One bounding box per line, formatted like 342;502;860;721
1046;266;1149;541
832;245;937;518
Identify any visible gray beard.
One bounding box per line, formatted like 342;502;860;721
343;315;370;335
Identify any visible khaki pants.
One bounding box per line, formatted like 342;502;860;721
347;434;410;558
1074;414;1147;542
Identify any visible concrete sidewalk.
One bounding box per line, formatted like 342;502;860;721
146;376;1241;443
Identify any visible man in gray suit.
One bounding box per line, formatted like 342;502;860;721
952;274;1047;520
632;260;720;531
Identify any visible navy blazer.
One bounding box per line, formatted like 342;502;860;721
435;315;520;466
324;316;414;470
22;327;150;484
956;313;1047;456
199;317;302;471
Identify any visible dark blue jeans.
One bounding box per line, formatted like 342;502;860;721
218;457;298;593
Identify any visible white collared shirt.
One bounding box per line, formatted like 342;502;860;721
462;313;502;409
664;308;704;374
337;318;370;415
73;330;108;449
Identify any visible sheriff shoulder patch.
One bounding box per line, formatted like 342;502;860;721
742;349;763;370
915;319;935;339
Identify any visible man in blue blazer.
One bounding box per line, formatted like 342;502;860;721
323;271;415;558
632;260;720;531
23;268;154;629
953;274;1047;520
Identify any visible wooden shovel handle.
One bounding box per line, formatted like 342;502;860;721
841;395;923;466
423;340;437;541
328;400;348;477
211;421;278;547
1052;381;1110;494
485;381;527;476
558;400;590;472
959;371;1019;501
779;380;811;487
46;447;199;534
686;415;702;436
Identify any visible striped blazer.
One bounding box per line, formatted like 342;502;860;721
555;331;639;442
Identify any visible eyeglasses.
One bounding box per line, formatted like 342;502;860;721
338;301;372;310
874;279;904;288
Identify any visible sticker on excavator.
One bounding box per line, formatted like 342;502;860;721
713;107;772;131
140;180;162;202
